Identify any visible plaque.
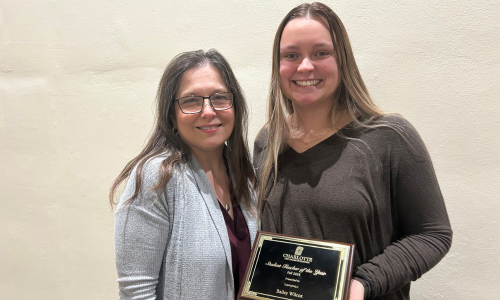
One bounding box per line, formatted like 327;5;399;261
239;231;355;300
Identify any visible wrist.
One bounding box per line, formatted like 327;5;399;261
353;269;373;299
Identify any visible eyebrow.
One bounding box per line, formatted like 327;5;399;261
179;89;227;97
280;42;334;51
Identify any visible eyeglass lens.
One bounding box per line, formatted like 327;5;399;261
178;93;233;113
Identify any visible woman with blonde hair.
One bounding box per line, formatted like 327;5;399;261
254;3;452;299
111;49;257;299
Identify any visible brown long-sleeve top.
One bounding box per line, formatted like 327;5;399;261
253;115;452;300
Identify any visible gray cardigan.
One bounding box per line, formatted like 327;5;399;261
114;154;257;300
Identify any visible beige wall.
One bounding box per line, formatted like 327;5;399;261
1;0;499;299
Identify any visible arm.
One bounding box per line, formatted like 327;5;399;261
354;118;453;299
114;159;171;300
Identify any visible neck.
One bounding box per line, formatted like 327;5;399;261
192;146;231;215
293;107;332;133
191;147;225;173
292;104;351;133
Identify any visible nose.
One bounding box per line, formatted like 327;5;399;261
297;57;314;73
200;98;217;117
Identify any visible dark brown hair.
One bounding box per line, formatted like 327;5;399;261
110;49;256;208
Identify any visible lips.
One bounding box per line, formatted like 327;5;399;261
293;79;321;86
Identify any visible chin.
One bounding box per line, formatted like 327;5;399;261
201;141;227;151
292;97;320;106
291;93;329;106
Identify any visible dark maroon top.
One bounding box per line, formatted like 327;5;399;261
219;201;251;298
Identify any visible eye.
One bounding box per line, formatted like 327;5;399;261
180;97;198;105
212;94;229;100
282;53;298;60
315;51;330;58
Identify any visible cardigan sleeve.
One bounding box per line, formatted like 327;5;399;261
114;157;171;300
354;117;453;299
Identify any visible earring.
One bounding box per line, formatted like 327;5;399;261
172;127;179;136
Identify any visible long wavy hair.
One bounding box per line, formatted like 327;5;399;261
110;49;256;209
257;2;388;214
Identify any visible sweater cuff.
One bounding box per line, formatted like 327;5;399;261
353;269;373;299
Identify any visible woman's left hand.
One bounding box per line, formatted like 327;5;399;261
349;279;365;300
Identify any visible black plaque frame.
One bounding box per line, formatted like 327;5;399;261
239;231;355;300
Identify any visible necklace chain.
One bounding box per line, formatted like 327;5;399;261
297;129;332;150
290;116;333;150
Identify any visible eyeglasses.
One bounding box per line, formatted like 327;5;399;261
174;92;234;114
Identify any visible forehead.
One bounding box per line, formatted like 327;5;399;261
176;65;227;97
280;17;333;49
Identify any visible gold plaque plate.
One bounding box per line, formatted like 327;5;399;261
240;231;355;300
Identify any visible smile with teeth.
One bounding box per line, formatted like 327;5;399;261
198;124;221;130
294;79;321;86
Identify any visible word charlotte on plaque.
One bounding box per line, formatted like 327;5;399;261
239;231;355;300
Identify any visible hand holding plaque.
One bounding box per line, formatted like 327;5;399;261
239;231;355;300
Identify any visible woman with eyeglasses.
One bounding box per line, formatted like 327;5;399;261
253;3;452;300
110;49;257;300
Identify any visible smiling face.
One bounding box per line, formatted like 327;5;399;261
172;64;235;157
279;17;339;109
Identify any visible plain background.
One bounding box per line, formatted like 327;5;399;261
1;0;499;299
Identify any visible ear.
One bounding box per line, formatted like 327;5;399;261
170;113;178;130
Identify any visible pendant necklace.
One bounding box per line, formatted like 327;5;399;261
291;115;333;150
300;129;332;150
292;124;333;150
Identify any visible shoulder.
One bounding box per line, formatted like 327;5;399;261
374;114;417;132
116;152;183;209
368;114;430;161
375;114;424;143
253;125;269;170
135;154;171;186
351;114;422;144
341;114;429;162
364;114;417;134
254;125;269;151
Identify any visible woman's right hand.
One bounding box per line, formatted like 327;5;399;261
349;279;365;300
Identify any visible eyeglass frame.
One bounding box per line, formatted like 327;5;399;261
174;92;235;114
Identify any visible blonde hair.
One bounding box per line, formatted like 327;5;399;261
257;2;388;214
